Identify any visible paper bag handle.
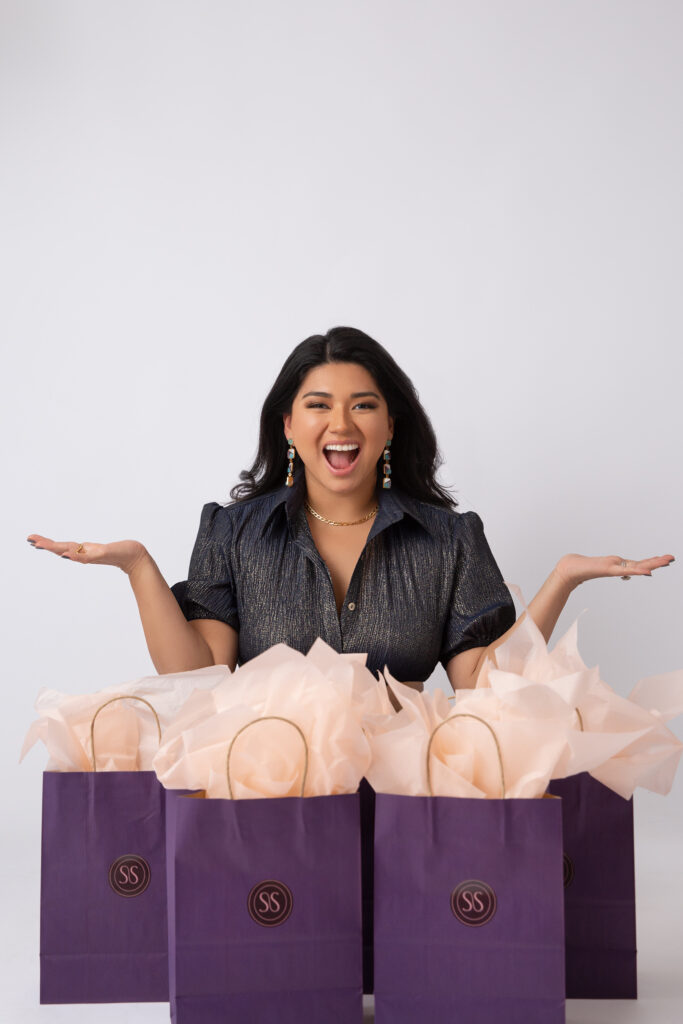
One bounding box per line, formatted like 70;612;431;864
226;716;309;800
426;713;506;798
90;695;162;772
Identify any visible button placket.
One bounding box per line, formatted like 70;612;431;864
340;563;364;646
293;533;342;649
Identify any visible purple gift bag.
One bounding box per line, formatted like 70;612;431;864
548;772;637;998
166;716;363;1023
40;696;169;1003
373;714;566;1024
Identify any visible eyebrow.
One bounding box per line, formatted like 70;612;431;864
301;391;381;400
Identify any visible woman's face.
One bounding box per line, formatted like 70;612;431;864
283;361;394;499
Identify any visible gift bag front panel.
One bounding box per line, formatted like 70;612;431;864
549;772;637;998
374;794;565;1024
40;770;169;1003
169;791;362;1024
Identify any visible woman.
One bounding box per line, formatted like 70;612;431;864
27;325;673;992
27;326;673;684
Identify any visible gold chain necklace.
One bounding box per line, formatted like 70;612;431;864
305;500;378;527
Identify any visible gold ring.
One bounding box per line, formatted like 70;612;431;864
76;543;84;554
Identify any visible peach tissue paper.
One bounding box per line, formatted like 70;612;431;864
153;638;393;799
20;665;229;772
366;589;683;801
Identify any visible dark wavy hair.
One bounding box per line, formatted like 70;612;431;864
229;326;457;510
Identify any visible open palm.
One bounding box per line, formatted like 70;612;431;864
556;552;674;587
26;534;147;576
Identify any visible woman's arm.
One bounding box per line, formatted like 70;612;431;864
27;534;238;674
128;551;238;673
446;551;674;691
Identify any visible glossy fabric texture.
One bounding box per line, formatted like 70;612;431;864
172;473;515;684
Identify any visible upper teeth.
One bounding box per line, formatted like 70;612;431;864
324;444;359;451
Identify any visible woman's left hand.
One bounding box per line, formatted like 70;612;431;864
554;553;675;590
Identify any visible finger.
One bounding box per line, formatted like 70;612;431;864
26;533;51;547
612;555;675;577
27;536;94;562
630;555;675;574
601;557;638;576
611;558;649;577
26;535;73;556
638;557;675;573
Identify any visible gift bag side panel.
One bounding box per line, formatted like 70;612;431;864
549;772;637;999
166;787;180;1024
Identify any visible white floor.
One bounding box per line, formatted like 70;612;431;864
5;812;683;1023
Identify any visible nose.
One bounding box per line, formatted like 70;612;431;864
328;403;353;433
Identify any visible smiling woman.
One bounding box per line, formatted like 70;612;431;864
26;325;674;996
27;325;673;689
284;361;393;516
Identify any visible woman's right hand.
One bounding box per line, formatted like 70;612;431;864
26;535;149;576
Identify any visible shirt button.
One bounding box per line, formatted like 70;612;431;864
347;602;356;611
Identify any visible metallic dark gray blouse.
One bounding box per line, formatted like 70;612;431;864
172;475;516;685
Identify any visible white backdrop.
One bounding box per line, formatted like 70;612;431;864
2;2;682;1021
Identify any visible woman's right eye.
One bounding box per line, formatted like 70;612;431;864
305;402;376;410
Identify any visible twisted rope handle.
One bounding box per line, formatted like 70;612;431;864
90;695;162;772
426;713;506;798
226;716;309;800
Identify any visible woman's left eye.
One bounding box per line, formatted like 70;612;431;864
305;403;377;410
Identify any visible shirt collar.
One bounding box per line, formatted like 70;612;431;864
260;472;437;539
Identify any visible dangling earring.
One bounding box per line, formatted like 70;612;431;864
382;439;392;489
286;438;296;487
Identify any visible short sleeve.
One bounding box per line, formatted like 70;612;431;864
439;511;515;668
171;502;240;631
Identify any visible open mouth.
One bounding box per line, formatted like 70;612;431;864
323;444;361;471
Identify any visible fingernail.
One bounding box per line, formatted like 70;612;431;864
27;540;35;546
61;555;70;559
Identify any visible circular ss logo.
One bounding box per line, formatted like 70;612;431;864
108;854;151;898
451;879;497;927
563;853;575;889
248;880;293;927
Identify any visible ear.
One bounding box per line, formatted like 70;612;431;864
282;412;292;440
387;414;394;441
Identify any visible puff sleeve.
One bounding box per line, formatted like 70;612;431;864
171;502;240;631
439;511;515;668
